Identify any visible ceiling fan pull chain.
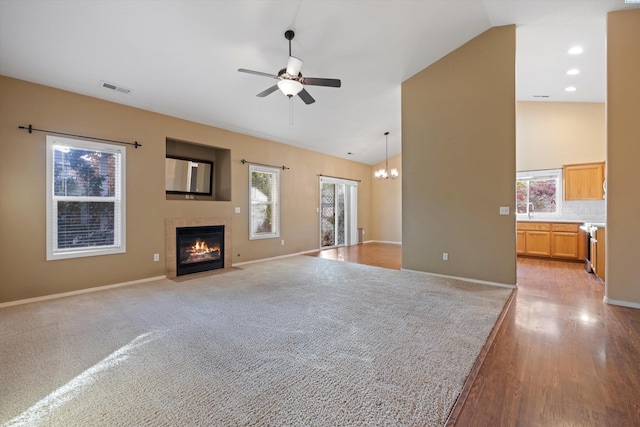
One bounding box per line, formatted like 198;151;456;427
289;97;294;126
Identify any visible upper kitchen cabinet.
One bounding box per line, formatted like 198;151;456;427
563;162;605;200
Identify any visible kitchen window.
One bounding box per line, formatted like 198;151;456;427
516;169;562;218
249;164;280;240
46;136;126;260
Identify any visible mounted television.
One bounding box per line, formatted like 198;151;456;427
165;155;213;196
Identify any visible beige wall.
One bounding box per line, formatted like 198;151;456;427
606;9;640;307
401;25;517;285
371;154;402;243
516;101;606;171
0;75;373;303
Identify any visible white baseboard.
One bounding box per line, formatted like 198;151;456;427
367;240;402;245
603;297;640;310
0;275;167;309
402;268;517;289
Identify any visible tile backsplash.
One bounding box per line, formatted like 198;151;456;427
561;200;606;222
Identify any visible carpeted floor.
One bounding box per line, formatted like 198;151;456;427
0;256;511;427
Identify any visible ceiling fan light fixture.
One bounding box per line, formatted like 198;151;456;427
286;56;303;77
277;79;303;97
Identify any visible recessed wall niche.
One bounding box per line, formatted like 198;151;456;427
166;138;231;201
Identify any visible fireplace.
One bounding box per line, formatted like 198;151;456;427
176;225;224;276
165;217;231;279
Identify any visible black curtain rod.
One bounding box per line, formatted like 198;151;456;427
18;124;141;148
241;159;289;170
318;174;361;183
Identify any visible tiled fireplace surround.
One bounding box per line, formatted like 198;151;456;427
165;217;232;279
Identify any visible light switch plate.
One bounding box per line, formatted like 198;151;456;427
499;206;510;215
235;207;241;214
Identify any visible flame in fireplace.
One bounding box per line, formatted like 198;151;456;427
182;239;221;264
193;240;214;255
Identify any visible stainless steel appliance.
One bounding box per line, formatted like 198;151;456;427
580;223;593;272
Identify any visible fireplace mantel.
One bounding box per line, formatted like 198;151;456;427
165;217;232;279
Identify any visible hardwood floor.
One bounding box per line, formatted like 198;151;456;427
307;244;640;426
306;242;401;270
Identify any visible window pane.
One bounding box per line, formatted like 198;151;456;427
516;181;528;213
54;147;116;197
250;166;279;239
529;179;557;213
57;201;115;249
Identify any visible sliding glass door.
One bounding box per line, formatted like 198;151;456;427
319;176;358;248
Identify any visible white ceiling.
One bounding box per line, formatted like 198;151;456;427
1;1;637;165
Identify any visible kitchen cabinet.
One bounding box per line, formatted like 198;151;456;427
517;222;580;260
563;162;605;200
516;230;526;254
592;226;606;282
550;223;579;259
517;222;551;257
526;231;552;256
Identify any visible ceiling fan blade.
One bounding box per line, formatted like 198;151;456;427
298;88;315;105
301;77;341;88
286;56;303;76
256;85;279;97
238;68;279;79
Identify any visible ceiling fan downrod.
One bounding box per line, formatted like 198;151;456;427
284;30;295;57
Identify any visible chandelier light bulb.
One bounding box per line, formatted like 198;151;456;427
375;131;399;180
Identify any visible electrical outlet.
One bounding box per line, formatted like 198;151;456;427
281;240;285;246
235;207;241;214
499;206;510;215
443;252;448;261
153;253;159;262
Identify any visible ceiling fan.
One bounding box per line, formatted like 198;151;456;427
238;30;341;105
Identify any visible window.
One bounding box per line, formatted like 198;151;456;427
46;136;126;260
249;165;280;240
516;169;562;218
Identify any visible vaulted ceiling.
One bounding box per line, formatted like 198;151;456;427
1;1;637;164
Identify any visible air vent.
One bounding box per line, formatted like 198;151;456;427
533;95;550;98
100;81;131;94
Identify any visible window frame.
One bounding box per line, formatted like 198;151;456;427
516;168;562;219
249;164;280;240
46;135;126;260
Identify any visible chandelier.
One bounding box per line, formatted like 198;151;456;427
374;131;399;180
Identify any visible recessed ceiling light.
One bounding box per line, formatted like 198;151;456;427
568;46;583;55
565;86;577;92
567;68;580;75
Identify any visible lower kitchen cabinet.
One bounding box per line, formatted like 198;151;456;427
516;230;526;254
593;226;606;281
550;223;579;259
526;231;551;256
517;222;580;260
